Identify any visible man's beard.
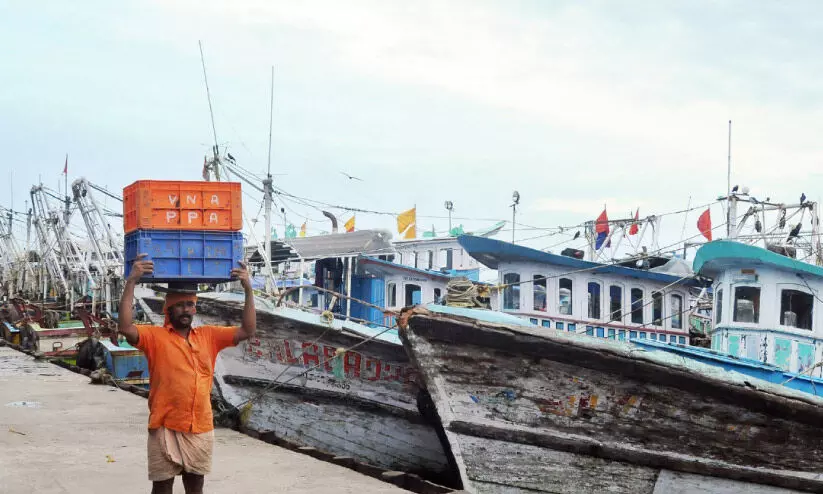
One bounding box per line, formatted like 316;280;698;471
170;314;193;329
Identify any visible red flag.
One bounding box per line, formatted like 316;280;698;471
595;209;609;234
629;209;639;235
697;208;712;241
63;154;67;175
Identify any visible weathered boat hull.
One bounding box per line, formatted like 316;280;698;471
400;306;823;493
194;295;453;482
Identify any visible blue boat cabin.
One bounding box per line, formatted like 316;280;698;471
695;240;823;376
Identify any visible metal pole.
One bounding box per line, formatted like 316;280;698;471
263;176;273;294
726;120;732;238
263;66;275;295
345;257;353;320
512;205;516;243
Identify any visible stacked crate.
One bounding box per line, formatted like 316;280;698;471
123;180;243;283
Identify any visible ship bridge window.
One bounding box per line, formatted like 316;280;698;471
559;278;573;315
716;288;723;324
670;294;683;329
609;285;622;321
533;275;547;312
503;273;521;310
387;283;397;307
631;288;644;324
781;289;813;330
733;286;760;324
652;291;663;326
588;282;602;319
405;284;422;306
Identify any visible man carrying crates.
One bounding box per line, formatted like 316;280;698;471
118;254;256;494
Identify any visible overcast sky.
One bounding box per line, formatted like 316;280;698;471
3;1;822;257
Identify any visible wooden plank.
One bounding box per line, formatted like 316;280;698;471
652;470;804;494
217;377;450;475
457;433;659;493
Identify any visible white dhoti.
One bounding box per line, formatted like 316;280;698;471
147;427;214;481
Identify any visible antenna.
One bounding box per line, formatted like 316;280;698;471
199;40;220;158
267;66;274;176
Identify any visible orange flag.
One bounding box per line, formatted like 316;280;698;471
397;208;416;239
697;209;712;241
344;216;355;233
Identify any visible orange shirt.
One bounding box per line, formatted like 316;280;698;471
136;324;237;433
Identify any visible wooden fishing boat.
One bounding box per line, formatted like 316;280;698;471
31;322;88;356
191;292;453;483
400;304;823;493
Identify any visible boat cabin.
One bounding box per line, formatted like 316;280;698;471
392;237;481;281
694;240;823;376
354;256;453;326
459;235;704;344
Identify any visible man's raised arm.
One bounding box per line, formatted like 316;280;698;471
231;262;256;345
118;253;153;346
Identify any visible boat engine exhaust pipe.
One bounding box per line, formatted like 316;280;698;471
322;211;338;233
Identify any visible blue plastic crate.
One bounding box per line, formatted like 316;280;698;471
125;229;244;283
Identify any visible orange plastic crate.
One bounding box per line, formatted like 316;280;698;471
123;180;242;233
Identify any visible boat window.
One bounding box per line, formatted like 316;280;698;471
404;284;422;306
503;273;521;310
781;289;813;330
716;288;723;324
670;294;683;329
588;282;602;319
609;285;622;321
434;288;442;303
631;288;644;324
533;275;547;312
427;251;434;270
387;283;397;307
733;286;760;323
559;278;573;315
652;291;663;326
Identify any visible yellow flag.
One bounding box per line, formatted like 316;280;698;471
299;221;307;237
345;216;355;233
397;207;416;239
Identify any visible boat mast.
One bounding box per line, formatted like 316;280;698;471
264;66;275;295
726;120;732;238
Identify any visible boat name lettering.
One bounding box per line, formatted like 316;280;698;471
244;339;417;384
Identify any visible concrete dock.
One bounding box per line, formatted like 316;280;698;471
0;345;407;493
